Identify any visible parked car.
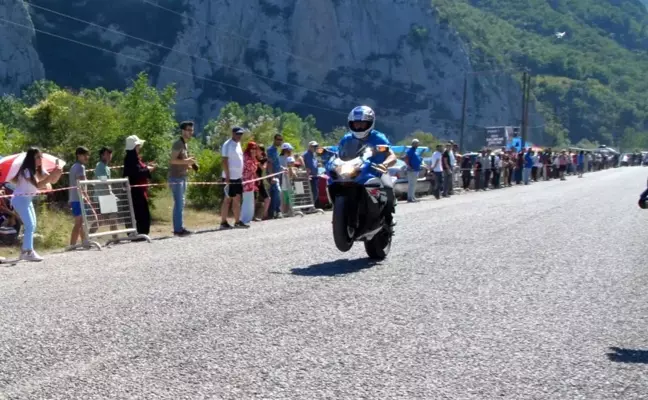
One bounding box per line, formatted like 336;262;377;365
390;159;433;200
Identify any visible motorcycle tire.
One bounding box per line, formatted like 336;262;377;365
332;196;354;252
364;220;392;260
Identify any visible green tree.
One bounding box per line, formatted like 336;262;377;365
117;72;177;175
398;130;440;150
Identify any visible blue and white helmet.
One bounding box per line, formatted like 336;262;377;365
348;105;375;139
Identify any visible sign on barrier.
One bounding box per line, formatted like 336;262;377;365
69;178;150;251
287;170;324;217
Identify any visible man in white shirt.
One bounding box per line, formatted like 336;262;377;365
220;126;248;229
429;144;444;199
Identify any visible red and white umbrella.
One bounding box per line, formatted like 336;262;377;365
0;152;66;183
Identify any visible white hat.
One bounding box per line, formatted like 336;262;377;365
286;156;295;164
126;135;145;151
412;139;420;144
281;143;294;151
308;141;319;147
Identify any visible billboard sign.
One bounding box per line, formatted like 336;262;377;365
484;126;509;148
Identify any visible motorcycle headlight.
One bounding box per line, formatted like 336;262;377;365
336;163;360;178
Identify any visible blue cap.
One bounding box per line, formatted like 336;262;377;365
232;126;245;135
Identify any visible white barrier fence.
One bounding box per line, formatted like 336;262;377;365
70;178;150;251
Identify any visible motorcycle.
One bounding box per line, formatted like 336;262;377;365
322;139;394;260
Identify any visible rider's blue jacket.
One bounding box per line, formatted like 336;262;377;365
338;129;391;168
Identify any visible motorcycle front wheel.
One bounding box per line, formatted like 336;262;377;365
332;196;354;252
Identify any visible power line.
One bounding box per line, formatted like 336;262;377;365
0;18;506;131
1;17;468;133
137;0;519;100
2;15;535;134
25;2;342;101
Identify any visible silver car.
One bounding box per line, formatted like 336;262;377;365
389;159;433;200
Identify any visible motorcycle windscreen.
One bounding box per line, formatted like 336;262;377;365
338;137;367;161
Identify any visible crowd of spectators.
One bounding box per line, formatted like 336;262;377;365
0;119;639;262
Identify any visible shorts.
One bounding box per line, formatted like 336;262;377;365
283;190;293;206
70;201;83;217
223;179;243;198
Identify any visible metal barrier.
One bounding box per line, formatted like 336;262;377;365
69;178;151;251
286;170;324;217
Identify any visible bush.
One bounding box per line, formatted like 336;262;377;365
187;148;223;209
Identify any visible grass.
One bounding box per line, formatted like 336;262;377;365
0;188;222;259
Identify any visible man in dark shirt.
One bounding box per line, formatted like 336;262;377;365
442;144;452;197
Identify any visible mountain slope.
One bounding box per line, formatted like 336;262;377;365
433;0;648;148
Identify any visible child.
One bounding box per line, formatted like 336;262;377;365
281;156;296;216
69;146;92;247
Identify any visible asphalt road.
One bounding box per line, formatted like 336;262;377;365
1;167;647;399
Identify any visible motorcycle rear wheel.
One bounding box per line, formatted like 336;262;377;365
332;196;354;252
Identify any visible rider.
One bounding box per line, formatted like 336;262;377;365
338;105;398;225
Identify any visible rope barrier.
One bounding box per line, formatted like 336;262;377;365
0;171;285;199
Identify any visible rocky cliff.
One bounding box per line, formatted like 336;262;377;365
1;0;539;144
0;0;44;95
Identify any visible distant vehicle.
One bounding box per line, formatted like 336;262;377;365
389;159;432;200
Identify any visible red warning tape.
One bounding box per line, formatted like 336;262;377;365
0;171;286;199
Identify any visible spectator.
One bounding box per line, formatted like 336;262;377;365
404;139;422;202
0;185;21;244
95;147;113;180
461;153;472;190
266;134;284;219
95;147;118;236
544;149;553;180
303;141;320;205
220;126;248;229
577;150;585;178
532;150;542;181
442;143;453;197
279;143;296;214
490;151;501;189
69;146;94;247
123;135;155;236
501;153;511;187
482;149;492;190
515;150;523;184
10;147;63;261
429;144;444;199
474;153;483;191
558;150;568;180
281;156;297;215
451;142;459;190
168;121;196;237
256;144;271;220
523;149;533;185
241;141;259;224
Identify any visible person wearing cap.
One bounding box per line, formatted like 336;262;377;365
281;156;296;215
220;126;248;229
404;139;422;202
266;134;284;219
123;135;156;236
279;143;295;215
169;121;197;237
303;141;320;205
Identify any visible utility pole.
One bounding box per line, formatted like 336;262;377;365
520;71;530;149
459;76;468;153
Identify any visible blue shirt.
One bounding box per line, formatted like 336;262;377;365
524;152;534;168
266;145;281;175
303;150;318;177
338;130;391;168
406;147;422;172
577;154;584;165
